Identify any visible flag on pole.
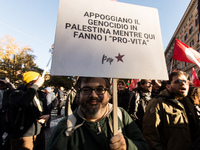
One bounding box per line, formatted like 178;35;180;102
192;67;200;87
129;79;139;91
173;39;200;67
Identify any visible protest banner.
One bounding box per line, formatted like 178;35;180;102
51;0;169;136
51;0;168;80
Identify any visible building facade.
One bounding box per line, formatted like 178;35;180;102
165;0;200;78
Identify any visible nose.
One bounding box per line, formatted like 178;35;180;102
90;90;98;98
181;81;187;85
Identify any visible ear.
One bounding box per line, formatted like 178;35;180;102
108;93;112;100
166;84;170;91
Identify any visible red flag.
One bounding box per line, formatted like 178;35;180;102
173;39;200;67
192;68;200;87
129;79;139;91
173;69;177;72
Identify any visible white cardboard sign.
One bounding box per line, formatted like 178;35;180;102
51;0;168;80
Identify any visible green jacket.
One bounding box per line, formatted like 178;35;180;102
143;89;199;150
46;103;149;150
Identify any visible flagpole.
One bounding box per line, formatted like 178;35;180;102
41;45;54;78
42;55;52;78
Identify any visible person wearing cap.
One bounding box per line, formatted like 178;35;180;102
116;80;133;111
9;71;50;150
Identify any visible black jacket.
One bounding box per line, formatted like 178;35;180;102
9;84;49;138
117;89;132;111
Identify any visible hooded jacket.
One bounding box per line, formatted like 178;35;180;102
46;103;149;150
143;89;200;150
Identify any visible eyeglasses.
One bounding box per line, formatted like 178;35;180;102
174;79;188;84
79;87;109;95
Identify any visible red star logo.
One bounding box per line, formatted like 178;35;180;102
115;53;125;62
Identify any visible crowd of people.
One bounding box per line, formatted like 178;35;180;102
0;70;200;150
0;71;73;150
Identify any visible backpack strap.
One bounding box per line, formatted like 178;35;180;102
65;114;85;137
65;114;77;136
117;107;123;124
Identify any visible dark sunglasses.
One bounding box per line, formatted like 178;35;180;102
174;79;188;84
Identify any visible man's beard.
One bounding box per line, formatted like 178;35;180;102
80;98;108;118
170;86;188;98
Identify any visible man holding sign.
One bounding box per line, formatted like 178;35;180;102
46;77;149;150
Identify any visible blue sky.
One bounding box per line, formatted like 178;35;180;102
0;0;191;70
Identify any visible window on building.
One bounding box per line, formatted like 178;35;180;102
182;62;185;68
189;14;193;21
197;33;200;42
185;23;187;28
189;25;193;34
196;17;199;26
190;39;194;47
184;33;188;41
178;63;180;69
